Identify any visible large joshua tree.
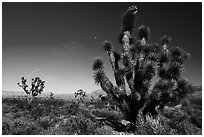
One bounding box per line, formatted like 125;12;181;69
92;5;193;124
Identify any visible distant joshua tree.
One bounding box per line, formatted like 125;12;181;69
17;77;45;102
75;89;87;104
49;92;55;100
92;5;193;124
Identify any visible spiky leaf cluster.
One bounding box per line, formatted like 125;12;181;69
103;40;113;52
17;77;29;94
143;63;156;81
173;79;193;99
30;77;45;96
92;57;107;85
93;69;106;85
170;47;191;64
152;79;175;103
92;57;104;71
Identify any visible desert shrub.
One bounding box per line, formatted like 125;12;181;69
37;116;53;130
45;113;99;135
39;127;68;135
2;121;10;135
168;112;201;134
93;98;107;109
13;97;65;119
134;114;178;135
60;101;79;115
162;104;202;135
2;117;42;135
2;98;28;112
2;103;17;114
182;104;202;128
62;114;97;134
168;117;201;135
29;103;45;119
2;116;13;135
40;98;65;116
95;125;114;135
79;107;98;120
13;111;26;119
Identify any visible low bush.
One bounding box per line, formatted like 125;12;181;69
41;113;100;135
60;101;79;115
2;116;43;135
37;116;53;130
134;114;178;135
58;113;98;135
95;125;114;135
2;121;10;135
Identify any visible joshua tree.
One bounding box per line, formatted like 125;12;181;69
49;92;55;100
92;5;192;124
17;77;45;102
75;89;87;104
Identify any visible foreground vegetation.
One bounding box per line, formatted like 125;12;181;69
2;92;202;135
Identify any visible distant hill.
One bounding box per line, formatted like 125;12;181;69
90;89;107;97
2;85;202;105
2;89;105;101
2;91;25;98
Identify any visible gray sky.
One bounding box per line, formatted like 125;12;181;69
2;2;202;93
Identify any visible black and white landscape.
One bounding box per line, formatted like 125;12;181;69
2;2;202;135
